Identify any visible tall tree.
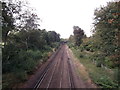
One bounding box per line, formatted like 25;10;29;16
73;26;85;46
93;1;119;66
2;1;15;44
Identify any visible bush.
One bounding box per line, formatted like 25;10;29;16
27;50;42;60
96;61;102;67
70;45;119;88
17;50;44;72
113;69;119;83
90;73;118;88
14;69;27;81
90;52;105;66
79;52;84;58
50;42;60;48
42;52;49;62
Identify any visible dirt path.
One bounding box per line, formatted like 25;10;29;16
20;44;96;88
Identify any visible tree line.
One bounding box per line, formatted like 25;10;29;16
1;0;60;88
69;1;119;68
68;1;119;88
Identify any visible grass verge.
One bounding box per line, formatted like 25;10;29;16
71;47;119;88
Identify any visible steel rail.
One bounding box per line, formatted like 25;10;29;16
33;45;63;89
47;48;64;88
67;58;75;88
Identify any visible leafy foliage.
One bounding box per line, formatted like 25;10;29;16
2;1;14;43
71;47;118;88
69;2;119;68
68;1;119;88
92;2;119;67
1;0;60;88
73;26;85;46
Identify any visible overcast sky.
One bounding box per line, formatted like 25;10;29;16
27;0;113;38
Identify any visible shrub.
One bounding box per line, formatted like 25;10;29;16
14;69;27;81
79;52;84;58
90;74;118;88
17;50;43;72
90;52;105;66
96;61;102;67
42;52;49;62
44;45;52;51
27;50;42;60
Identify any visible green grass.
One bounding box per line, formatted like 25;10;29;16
71;47;119;88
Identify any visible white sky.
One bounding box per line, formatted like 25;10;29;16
27;0;113;38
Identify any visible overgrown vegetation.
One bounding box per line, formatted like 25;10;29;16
1;0;60;88
70;47;118;88
68;1;119;88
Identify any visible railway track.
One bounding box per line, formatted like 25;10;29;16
33;45;63;89
47;49;64;88
68;59;75;88
66;46;75;88
21;44;93;88
33;45;76;89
